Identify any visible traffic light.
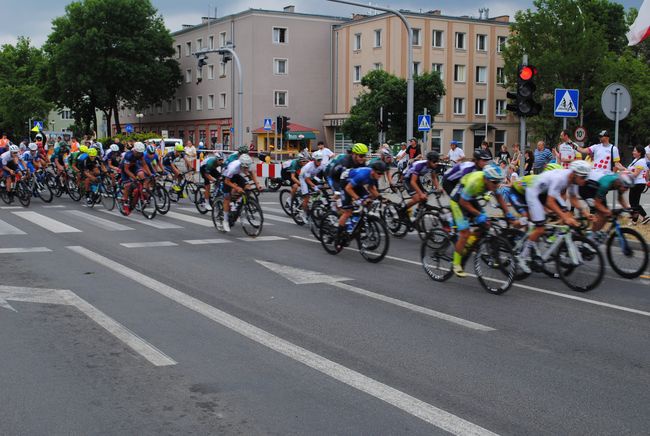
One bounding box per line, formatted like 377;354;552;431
281;116;290;135
276;116;283;133
385;110;392;130
377;119;385;132
506;65;541;117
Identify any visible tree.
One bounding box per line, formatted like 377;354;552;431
341;70;445;145
0;37;53;140
43;0;182;135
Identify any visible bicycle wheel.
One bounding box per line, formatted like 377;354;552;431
606;227;648;279
382;202;408;238
101;187;116;211
194;186;208;214
279;189;293;216
16;181;31;207
556;235;604;292
140;191;157;220
154;185;170;215
474;236;516;295
421;230;454;282
501;228;532;281
211;199;225;231
415;211;440;241
45;173;61;197
265;177;281;191
241;198;264;237
67;178;81;201
357;215;390;263
184;182;198;201
319;211;344;255
36;180;53;203
309;200;329;240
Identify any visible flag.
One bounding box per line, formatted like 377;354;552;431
31;125;40;132
627;0;650;46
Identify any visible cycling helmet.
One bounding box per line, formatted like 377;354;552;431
214;152;224;160
426;151;440;163
28;143;38;151
312;150;323;161
9;144;19;153
544;163;562;172
199;141;204;147
146;145;156;154
133;142;146;153
371;161;387;174
473;149;492;161
93;142;103;150
87;148;98;157
298;151;310;162
569;160;591;177
79;145;89;154
174;143;184;152
380;148;392;158
238;145;249;154
238;153;253;168
351;143;368;155
109;144;119;152
618;172;635;188
483;164;505;182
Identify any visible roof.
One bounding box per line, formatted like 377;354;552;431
252;121;319;134
172;8;349;36
333;10;510;30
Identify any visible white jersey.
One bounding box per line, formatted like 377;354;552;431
527;169;578;222
1;151;15;166
223;160;244;178
319;147;334;165
299;161;324;180
628;157;647;185
588;143;619;182
557;142;577;168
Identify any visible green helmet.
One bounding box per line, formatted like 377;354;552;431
351;143;368;155
238;145;248;154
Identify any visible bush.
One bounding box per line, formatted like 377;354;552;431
96;131;160;145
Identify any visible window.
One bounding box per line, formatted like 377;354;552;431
208;65;214;80
373;62;383;71
353;33;361;50
176;98;181;112
413;62;421;76
185;97;192;111
185;41;191;56
60;109;73;120
274;91;287;106
196;67;202;81
432;30;444;48
475;98;486;115
274;58;287;75
175;45;181;59
496;100;506;116
208;36;214;50
196;96;203;111
453;98;465;115
157;104;163;114
185;69;192;83
496;67;505;84
412;28;421;46
219;32;227;47
353;65;361;82
431;63;444;80
495;130;506;150
374;29;382;47
497;36;507;52
431;129;442;153
434;97;443;115
452;129;464;148
455;32;466;49
166;101;172;113
476;34;487;51
196;38;202;50
475;66;487;84
454;64;466;82
273;27;287;44
219;62;227;77
219;93;226;109
208;94;214;110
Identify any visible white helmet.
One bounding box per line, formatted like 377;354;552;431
28;143;38;151
312;150;323;161
93;142;103;151
9;145;19;153
238;153;253;168
110;144;119;152
199;141;204;147
569;160;591;177
618;171;635;188
133;142;146;153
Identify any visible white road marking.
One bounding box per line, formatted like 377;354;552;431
100;209;183;229
0;285;176;367
290;236;650;318
42;205;65;208
238;236;287;242
256;260;495;332
68;245;497;436
0;219;26;235
12;211;82;233
164;211;213;227
260;202;278;205
263;214;296;224
63;210;135;231
184;238;230;245
292;235;421;265
120;241;178;248
0;206;24;210
0;247;52;254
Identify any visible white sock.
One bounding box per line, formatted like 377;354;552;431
520;240;535;258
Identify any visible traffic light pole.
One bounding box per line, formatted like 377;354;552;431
519;55;528;176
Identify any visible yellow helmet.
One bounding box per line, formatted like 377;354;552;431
351;143;368;155
88;148;98;157
79;145;88;153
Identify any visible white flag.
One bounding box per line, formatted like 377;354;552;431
627;0;650;46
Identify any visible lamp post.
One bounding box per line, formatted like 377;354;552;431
135;113;144;132
326;0;415;142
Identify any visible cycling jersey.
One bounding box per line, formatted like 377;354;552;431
200;157;223;180
103;150;121;167
442;161;477;195
595;173;621;199
80;157;100;172
162;151;184;167
1;151;16;167
404;160;435;178
298;161;324;195
68;151;81;167
223;160;245;179
21;151;40;172
347;167;377;188
143;154;158;173
526;169;578;223
454;171;487;202
120;151;142;180
225;152;240;165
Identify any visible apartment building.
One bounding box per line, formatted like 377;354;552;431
117;6;346;151
326;9;518;155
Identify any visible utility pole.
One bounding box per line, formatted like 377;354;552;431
519;54;528;176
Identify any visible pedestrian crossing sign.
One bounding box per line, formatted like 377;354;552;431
32;121;43;132
263;118;273;131
417;114;431;131
554;89;579;117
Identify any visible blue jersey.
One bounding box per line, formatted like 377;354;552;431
144;153;158;172
162;151;184;166
404;160;433;178
347;167;377;188
120;151;142;174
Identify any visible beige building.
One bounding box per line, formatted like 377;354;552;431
118;6;346;152
326;10;518;156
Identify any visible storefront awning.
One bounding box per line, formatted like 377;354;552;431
285;131;316;140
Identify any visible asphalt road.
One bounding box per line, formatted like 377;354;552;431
1;190;649;435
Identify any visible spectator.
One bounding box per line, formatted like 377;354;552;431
0;133;9;149
511;143;521;172
406;137;422;161
533;141;553;174
479;140;493;159
396;142;408;170
447;140;465;164
185;140;197;170
497;144;510;165
317;140;334;165
627;145;649;225
524;149;534;175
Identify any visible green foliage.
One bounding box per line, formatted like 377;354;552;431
0;37;53;139
43;0;182;135
341;70;445;145
96;131;160;145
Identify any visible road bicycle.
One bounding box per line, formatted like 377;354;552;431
26;169;53;203
212;188;264;237
194;180;224;214
383;191;449;240
164;171;198;203
117;179;156;219
85;173;115;210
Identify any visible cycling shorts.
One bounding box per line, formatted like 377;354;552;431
525;188;550;225
449;199;482;231
341;186;368;209
223;174;246;197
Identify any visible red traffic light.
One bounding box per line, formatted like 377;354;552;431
519;66;535;80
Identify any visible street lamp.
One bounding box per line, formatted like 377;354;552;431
327;0;415;142
135;113;144;132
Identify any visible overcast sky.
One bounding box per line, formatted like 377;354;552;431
0;0;643;47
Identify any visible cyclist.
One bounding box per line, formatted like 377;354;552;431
368;147;394;187
221;154;262;232
298;150;326;221
441;149;492;196
225;145;250;166
400;151;442;216
1;145;22;194
120;142;148;214
281;152;308;206
68;145;88;185
337;160;386;242
21;143;45;174
327;143;368;200
516;160;592;273
162;143;192;191
143;144;163;190
450;164;514;277
199;152;225;211
80;148;102;204
103;144;122;184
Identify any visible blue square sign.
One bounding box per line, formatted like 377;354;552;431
417;114;431;131
554;89;579;117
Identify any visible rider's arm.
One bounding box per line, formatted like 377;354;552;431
344;182;360;201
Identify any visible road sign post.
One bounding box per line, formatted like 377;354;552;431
601;82;632;149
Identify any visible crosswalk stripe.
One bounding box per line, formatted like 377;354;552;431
0;219;26;235
99;209;183;229
0;247;52;254
164;211;213;227
0;206;24;210
264;214;296;224
12;211;82;233
62;210;135;231
238;236;287;242
120;241;178;248
183;238;230;245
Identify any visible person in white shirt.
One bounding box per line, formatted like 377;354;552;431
185;140;197;171
316;141;334;165
555;129;582;168
395;142;408;170
447;140;465;164
628;145;650;224
576;130;625;182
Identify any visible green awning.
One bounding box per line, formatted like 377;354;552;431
285;131;316;140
